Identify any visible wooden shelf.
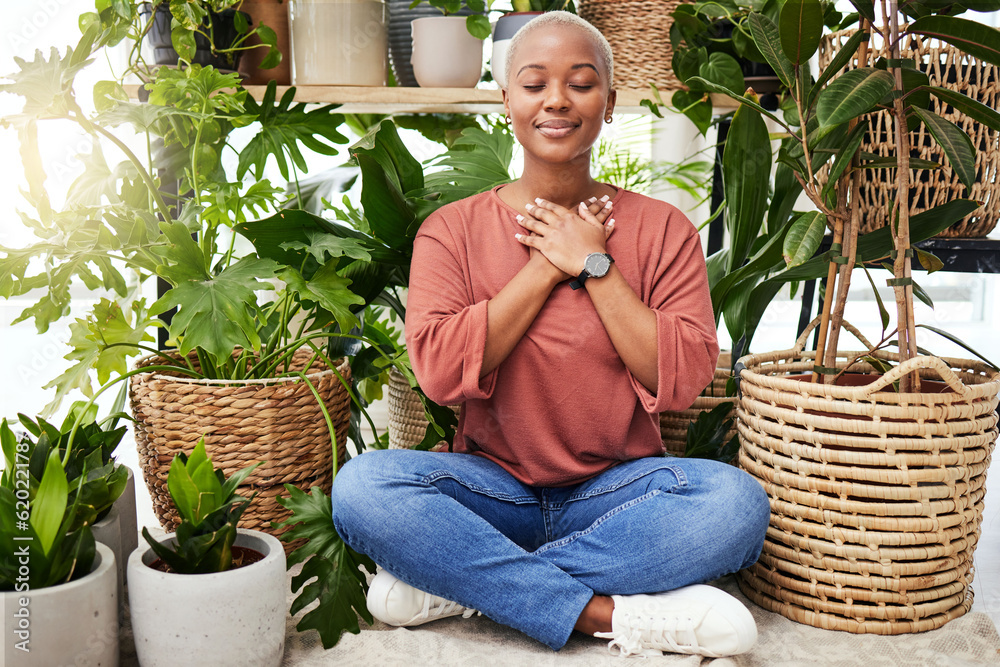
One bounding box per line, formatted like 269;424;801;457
126;84;736;114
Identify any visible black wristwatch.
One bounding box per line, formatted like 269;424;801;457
569;252;614;290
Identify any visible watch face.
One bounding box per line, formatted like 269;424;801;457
586;253;611;278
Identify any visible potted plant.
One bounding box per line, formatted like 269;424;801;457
4;403;136;621
692;0;1000;633
0;418;119;666
0;18;368;541
666;0;848;135
128;440;286;666
238;0;293;84
409;0;492;87
490;0;576;88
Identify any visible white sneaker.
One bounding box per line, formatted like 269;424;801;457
594;584;757;658
366;569;479;627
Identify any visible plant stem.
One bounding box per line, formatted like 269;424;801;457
886;0;919;391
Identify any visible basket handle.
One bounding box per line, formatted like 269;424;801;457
792;317;875;354
845;354;975;398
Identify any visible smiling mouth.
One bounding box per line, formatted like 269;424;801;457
535;121;579;138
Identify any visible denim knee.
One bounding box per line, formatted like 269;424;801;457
330;450;387;545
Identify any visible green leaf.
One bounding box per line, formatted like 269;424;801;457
93;80;128;113
783;212;827;267
466;14;491;39
167;452;201;523
910;108;977;190
151;257;281;361
912;278;934;309
909;16;1000;68
915;247;943;273
699;53;745;96
723;93;771;275
238;82;349;181
813;29;869;96
280;265;364;335
671;90;711;136
747;13;795;88
420;125;513;205
686;77;789;128
32;450;69;557
816;68;894;127
280;231;372;265
861;263;890;333
779;0;824;65
847;0;875;22
275;485;378;649
917;324;999;371
684;402;738;463
925;86;1000;132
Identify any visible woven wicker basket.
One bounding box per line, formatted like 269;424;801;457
129;348;352;540
735;322;1000;633
578;0;684;90
387;369;458;451
659;353;735;457
817;29;1000;237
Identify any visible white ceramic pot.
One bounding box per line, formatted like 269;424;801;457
2;542;118;667
411;16;484;88
91;466;137;623
289;0;388;85
128;529;287;667
491;11;541;89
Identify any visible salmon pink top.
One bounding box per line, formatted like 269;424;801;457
405;185;719;487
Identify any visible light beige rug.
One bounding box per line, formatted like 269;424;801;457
281;574;1000;667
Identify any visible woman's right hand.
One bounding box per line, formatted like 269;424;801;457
520;196;615;285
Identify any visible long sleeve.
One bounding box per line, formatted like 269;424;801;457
631;223;720;414
405;212;498;406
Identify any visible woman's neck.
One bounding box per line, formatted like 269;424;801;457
511;155;614;209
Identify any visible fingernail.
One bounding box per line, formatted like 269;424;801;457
604;200;612;209
588;197;597;203
600;195;610;202
534;197;544;205
579;202;586;212
515;233;523;240
608;218;615;226
515;214;524;222
525;202;534;211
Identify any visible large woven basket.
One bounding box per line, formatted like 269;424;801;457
387;369;458;451
129;348;352;540
817;29;1000;237
736;322;1000;633
578;0;684;90
659;353;735;457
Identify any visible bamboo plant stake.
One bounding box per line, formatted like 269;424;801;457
822;19;873;380
886;0;920;392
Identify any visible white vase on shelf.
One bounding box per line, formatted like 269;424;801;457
491;11;541;89
411;16;484;88
289;0;388;85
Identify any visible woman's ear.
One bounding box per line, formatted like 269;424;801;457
604;88;617;118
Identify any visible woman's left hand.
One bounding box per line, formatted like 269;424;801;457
515;198;614;277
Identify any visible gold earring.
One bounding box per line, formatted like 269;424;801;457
604;116;613;124
505;115;512;124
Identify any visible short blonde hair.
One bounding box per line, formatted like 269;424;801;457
504;11;614;90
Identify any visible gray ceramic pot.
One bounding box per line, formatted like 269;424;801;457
127;529;286;667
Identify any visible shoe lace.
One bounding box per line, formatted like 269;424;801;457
418;593;480;622
595;611;699;658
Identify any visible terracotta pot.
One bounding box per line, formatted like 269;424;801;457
238;1;293;85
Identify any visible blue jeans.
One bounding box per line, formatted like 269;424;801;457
331;450;770;651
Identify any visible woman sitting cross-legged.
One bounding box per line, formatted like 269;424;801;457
331;11;771;658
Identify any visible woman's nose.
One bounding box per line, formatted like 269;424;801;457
543;85;570;111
